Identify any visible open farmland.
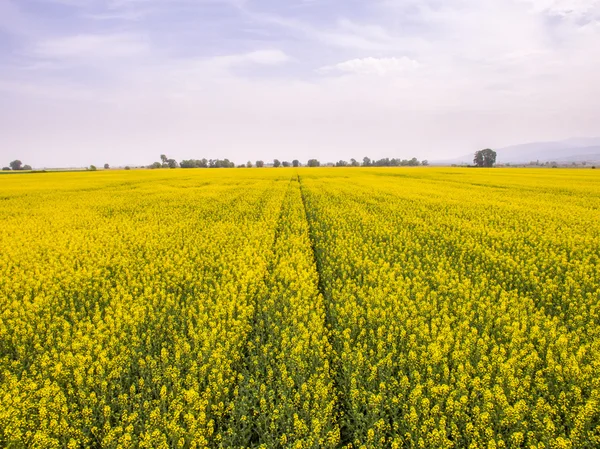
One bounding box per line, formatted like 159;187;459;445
1;168;599;448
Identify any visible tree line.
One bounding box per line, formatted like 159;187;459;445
149;155;430;169
4;149;497;172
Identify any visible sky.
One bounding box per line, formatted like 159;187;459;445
0;0;599;167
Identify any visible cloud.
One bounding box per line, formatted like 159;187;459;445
319;56;419;76
524;0;600;17
212;49;291;67
237;11;399;51
32;33;150;60
42;0;247;12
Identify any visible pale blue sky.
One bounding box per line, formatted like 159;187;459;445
1;0;599;167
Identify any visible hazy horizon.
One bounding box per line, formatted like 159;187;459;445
1;0;599;167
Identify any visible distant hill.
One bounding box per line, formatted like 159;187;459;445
438;138;600;165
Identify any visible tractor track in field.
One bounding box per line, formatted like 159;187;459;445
297;173;351;448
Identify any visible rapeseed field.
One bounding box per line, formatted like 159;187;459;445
1;168;599;448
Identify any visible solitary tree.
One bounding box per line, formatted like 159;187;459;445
89;165;97;171
9;160;23;171
282;161;290;167
247;161;253;168
422;160;429;166
256;160;264;168
104;163;110;169
273;159;281;168
23;164;32;171
292;160;300;167
473;149;497;167
307;159;320;167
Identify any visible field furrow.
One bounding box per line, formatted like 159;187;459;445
224;177;339;448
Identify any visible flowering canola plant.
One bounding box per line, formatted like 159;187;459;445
1;167;599;448
300;168;600;449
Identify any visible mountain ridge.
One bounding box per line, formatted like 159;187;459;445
437;138;600;165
